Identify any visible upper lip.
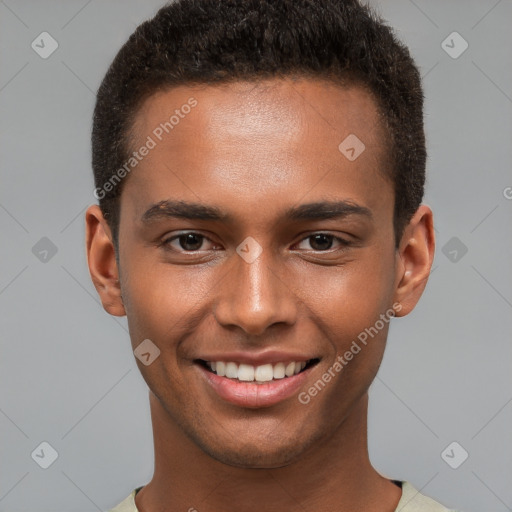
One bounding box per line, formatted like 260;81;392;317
195;350;319;366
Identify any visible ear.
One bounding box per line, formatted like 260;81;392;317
85;205;126;317
393;204;435;317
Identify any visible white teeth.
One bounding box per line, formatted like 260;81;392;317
205;360;311;382
254;364;273;382
225;362;238;378
273;362;285;379
216;361;226;377
238;364;255;381
285;362;296;377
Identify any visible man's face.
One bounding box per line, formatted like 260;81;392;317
116;79;400;467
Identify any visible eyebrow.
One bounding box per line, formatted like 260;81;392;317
140;199;373;224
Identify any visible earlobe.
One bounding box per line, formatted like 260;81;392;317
393;205;435;317
85;205;126;317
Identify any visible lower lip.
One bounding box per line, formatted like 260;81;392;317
196;363;313;408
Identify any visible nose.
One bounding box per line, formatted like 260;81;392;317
213;246;298;336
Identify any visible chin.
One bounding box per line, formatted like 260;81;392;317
191;424;323;469
203;441;304;469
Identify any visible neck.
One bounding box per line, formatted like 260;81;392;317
135;391;401;512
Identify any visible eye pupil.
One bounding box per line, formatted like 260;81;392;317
179;233;203;251
310;234;333;251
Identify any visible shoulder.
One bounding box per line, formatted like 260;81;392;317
107;487;142;512
395;481;461;512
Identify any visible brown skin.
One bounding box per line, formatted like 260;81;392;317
86;78;434;512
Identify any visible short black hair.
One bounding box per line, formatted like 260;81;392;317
92;0;426;251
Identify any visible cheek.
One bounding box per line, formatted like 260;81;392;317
300;251;396;343
120;257;217;349
299;256;396;417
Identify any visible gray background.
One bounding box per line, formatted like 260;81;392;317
1;0;511;511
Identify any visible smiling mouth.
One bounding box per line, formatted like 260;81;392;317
196;358;320;384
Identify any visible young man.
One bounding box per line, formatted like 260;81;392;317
85;0;458;510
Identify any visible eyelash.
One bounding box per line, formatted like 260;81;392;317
159;232;352;254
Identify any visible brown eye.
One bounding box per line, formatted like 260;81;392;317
161;232;217;252
295;233;351;252
176;233;204;251
308;234;334;251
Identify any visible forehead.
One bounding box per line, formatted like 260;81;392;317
124;78;392;224
132;77;387;149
